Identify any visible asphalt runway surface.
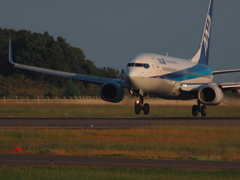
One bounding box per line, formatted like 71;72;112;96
1;154;240;170
0;117;240;129
0;117;240;170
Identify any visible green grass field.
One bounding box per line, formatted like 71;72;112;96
0;127;239;162
1;99;240;118
0;166;239;180
0;101;240;179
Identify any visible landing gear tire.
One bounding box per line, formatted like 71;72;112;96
192;105;198;116
134;101;141;115
134;95;150;115
192;101;207;117
200;105;207;117
143;103;149;115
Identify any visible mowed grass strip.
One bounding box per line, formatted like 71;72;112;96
0;166;239;180
1;102;240;117
0;127;239;162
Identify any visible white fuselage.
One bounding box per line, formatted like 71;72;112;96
125;53;213;99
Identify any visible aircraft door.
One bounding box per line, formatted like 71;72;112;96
152;59;160;77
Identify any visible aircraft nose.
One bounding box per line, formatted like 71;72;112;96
125;67;140;88
126;67;139;78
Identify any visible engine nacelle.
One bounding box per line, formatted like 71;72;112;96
100;82;124;103
235;88;240;96
198;85;224;106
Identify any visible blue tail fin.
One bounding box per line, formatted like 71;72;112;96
191;0;214;65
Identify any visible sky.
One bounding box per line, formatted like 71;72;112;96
1;0;240;82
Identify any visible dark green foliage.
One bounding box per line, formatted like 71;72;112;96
63;80;80;97
0;76;10;97
45;91;54;98
0;28;121;96
99;67;120;79
0;88;10;97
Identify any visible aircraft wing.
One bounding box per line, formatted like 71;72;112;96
12;62;127;87
9;41;127;88
180;83;210;91
218;82;240;90
180;82;240;92
212;69;240;75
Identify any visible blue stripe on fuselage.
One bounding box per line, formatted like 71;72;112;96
152;64;212;81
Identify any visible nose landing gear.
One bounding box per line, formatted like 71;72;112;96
192;100;207;116
134;96;149;115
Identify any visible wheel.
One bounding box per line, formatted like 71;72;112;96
134;101;141;115
192;105;198;116
143;103;149;115
200;105;207;116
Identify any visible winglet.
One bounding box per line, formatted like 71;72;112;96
9;38;15;65
191;0;214;65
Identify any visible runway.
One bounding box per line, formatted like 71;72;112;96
0;117;240;129
1;154;240;170
0;117;240;170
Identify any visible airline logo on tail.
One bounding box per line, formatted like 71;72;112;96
203;14;212;56
191;0;214;65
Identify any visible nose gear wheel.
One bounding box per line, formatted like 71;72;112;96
134;96;149;115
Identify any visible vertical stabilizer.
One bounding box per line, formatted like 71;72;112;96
191;0;214;65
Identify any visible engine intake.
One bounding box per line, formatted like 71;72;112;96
198;85;224;106
100;82;124;103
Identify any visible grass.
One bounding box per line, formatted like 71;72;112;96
0;102;240;179
0;127;239;162
0;166;239;180
1;99;240;118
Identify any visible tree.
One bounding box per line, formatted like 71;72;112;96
0;28;121;96
99;67;120;79
63;80;80;97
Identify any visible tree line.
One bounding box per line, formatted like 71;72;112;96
0;28;125;97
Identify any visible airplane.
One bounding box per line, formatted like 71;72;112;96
8;0;240;116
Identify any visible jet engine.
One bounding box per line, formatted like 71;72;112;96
198;85;224;105
235;88;240;96
100;82;124;103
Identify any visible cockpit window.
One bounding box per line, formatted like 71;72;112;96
135;63;144;67
127;63;135;67
144;64;150;69
127;63;150;69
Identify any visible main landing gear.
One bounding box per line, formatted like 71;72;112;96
134;96;149;115
192;100;207;117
